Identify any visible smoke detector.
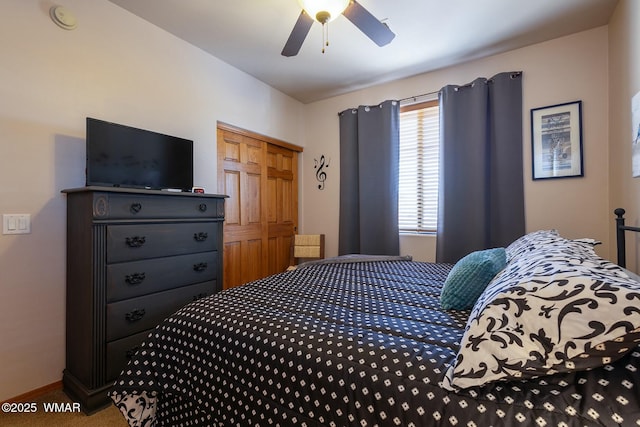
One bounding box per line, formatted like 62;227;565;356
50;5;77;30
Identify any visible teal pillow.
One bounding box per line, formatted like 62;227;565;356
440;248;507;310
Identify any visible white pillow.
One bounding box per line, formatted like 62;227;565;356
443;238;640;390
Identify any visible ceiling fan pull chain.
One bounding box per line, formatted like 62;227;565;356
322;22;327;53
326;21;330;49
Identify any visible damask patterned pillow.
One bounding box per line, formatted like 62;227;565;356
504;230;561;262
440;248;506;310
443;238;640;391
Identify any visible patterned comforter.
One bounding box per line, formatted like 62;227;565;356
111;259;640;426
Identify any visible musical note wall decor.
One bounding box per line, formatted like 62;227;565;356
314;155;330;190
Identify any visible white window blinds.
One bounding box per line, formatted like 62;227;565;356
398;101;440;232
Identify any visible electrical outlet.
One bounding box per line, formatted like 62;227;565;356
2;214;31;235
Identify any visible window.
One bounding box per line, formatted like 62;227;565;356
398;100;440;233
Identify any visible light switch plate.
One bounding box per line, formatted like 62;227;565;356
3;214;31;235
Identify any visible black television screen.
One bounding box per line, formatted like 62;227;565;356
86;118;193;191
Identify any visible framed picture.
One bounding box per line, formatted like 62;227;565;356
531;100;583;180
632;91;640;177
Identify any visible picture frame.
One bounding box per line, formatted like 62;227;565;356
632;91;640;177
531;100;583;180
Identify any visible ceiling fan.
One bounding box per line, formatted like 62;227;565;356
282;0;395;57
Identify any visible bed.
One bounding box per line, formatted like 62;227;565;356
111;211;640;427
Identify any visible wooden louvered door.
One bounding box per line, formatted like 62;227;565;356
217;122;301;289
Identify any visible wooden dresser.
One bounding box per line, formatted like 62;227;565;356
61;187;225;413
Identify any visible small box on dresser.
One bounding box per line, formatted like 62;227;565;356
61;186;225;413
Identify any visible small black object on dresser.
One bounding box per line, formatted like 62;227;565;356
61;186;225;413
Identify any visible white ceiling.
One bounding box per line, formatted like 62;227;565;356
107;0;618;104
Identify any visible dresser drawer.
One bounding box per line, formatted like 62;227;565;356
106;281;214;342
92;192;224;220
107;222;218;263
106;252;218;302
105;330;151;381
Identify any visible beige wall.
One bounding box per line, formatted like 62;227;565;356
301;26;612;263
0;0;304;401
609;0;640;271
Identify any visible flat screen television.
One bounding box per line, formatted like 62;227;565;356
86;117;193;192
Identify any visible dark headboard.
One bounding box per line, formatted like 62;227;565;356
614;208;640;268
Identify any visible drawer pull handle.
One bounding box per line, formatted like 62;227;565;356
126;346;140;359
193;262;208;272
130;203;143;214
193;293;208;301
125;309;146;322
125;273;146;285
194;232;208;242
125;236;146;248
199;203;208;212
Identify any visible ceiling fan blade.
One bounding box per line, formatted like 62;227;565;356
342;0;395;47
282;10;314;57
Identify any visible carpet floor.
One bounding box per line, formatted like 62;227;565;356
0;389;128;426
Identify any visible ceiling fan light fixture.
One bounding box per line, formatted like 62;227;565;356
282;0;394;57
297;0;350;23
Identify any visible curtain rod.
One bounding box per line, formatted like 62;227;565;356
399;90;439;103
398;72;523;103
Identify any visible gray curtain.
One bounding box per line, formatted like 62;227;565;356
436;72;525;263
339;100;400;255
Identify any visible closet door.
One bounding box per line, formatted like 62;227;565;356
217;128;267;289
266;144;298;275
217;123;301;289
